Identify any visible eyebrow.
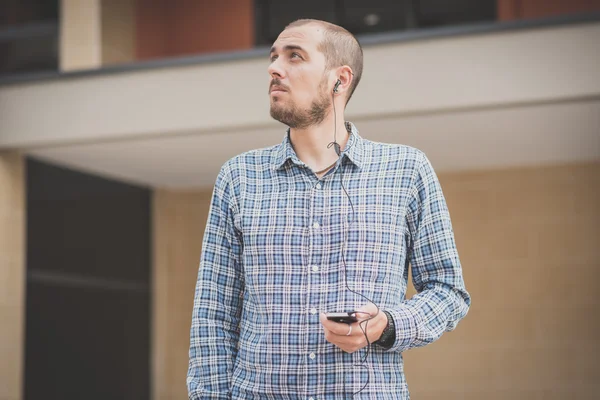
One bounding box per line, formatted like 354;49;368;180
269;44;306;55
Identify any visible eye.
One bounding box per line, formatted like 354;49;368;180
270;54;278;62
291;52;303;60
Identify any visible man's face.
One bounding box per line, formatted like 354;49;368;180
268;24;332;129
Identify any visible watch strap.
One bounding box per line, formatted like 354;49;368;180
374;310;396;349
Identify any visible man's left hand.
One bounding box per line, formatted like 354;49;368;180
319;303;388;353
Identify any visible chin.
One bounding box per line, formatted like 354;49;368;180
270;102;286;114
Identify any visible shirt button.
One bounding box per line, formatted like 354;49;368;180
312;222;320;229
315;183;322;189
310;308;317;315
312;265;319;272
309;352;316;360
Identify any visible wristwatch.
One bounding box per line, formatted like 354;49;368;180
374;310;396;349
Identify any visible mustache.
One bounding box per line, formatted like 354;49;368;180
269;79;290;93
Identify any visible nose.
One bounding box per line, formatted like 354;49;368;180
268;58;285;79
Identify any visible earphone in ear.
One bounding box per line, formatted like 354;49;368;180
331;78;342;156
333;79;341;93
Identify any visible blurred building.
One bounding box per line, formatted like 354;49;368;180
1;0;599;399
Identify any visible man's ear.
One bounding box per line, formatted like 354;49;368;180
333;67;353;95
333;79;342;93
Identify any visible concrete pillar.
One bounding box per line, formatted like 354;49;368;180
59;0;102;71
60;0;136;71
0;152;26;400
152;189;213;400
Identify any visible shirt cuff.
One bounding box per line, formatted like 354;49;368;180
384;305;420;353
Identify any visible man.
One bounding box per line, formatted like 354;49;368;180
188;19;470;399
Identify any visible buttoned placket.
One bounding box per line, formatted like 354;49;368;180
305;174;326;399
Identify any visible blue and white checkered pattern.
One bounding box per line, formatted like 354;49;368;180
188;122;470;399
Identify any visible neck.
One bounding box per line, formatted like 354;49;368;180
289;112;349;175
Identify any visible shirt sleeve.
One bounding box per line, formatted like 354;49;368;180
187;165;244;399
386;151;471;353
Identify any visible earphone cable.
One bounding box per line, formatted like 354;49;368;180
329;85;380;398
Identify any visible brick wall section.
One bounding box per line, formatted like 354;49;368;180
136;0;254;61
498;0;600;21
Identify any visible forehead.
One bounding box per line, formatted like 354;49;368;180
272;24;324;52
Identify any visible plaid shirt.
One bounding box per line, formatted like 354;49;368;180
188;122;470;399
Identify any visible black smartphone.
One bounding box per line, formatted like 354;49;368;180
325;312;358;324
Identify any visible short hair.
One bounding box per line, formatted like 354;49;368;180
285;19;363;105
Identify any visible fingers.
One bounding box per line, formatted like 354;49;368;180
318;305;382;354
319;313;359;336
354;302;379;322
320;313;370;353
323;326;367;353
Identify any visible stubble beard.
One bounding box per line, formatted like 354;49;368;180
270;80;331;129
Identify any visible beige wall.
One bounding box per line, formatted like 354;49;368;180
0;152;26;400
153;162;600;399
153;189;213;400
405;162;600;399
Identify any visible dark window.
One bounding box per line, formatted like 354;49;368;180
256;0;338;46
26;160;151;283
255;0;497;46
25;158;151;400
0;0;59;28
0;29;58;76
414;0;496;28
340;0;409;35
25;283;150;400
0;0;59;77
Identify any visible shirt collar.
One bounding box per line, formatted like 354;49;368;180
272;121;365;171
